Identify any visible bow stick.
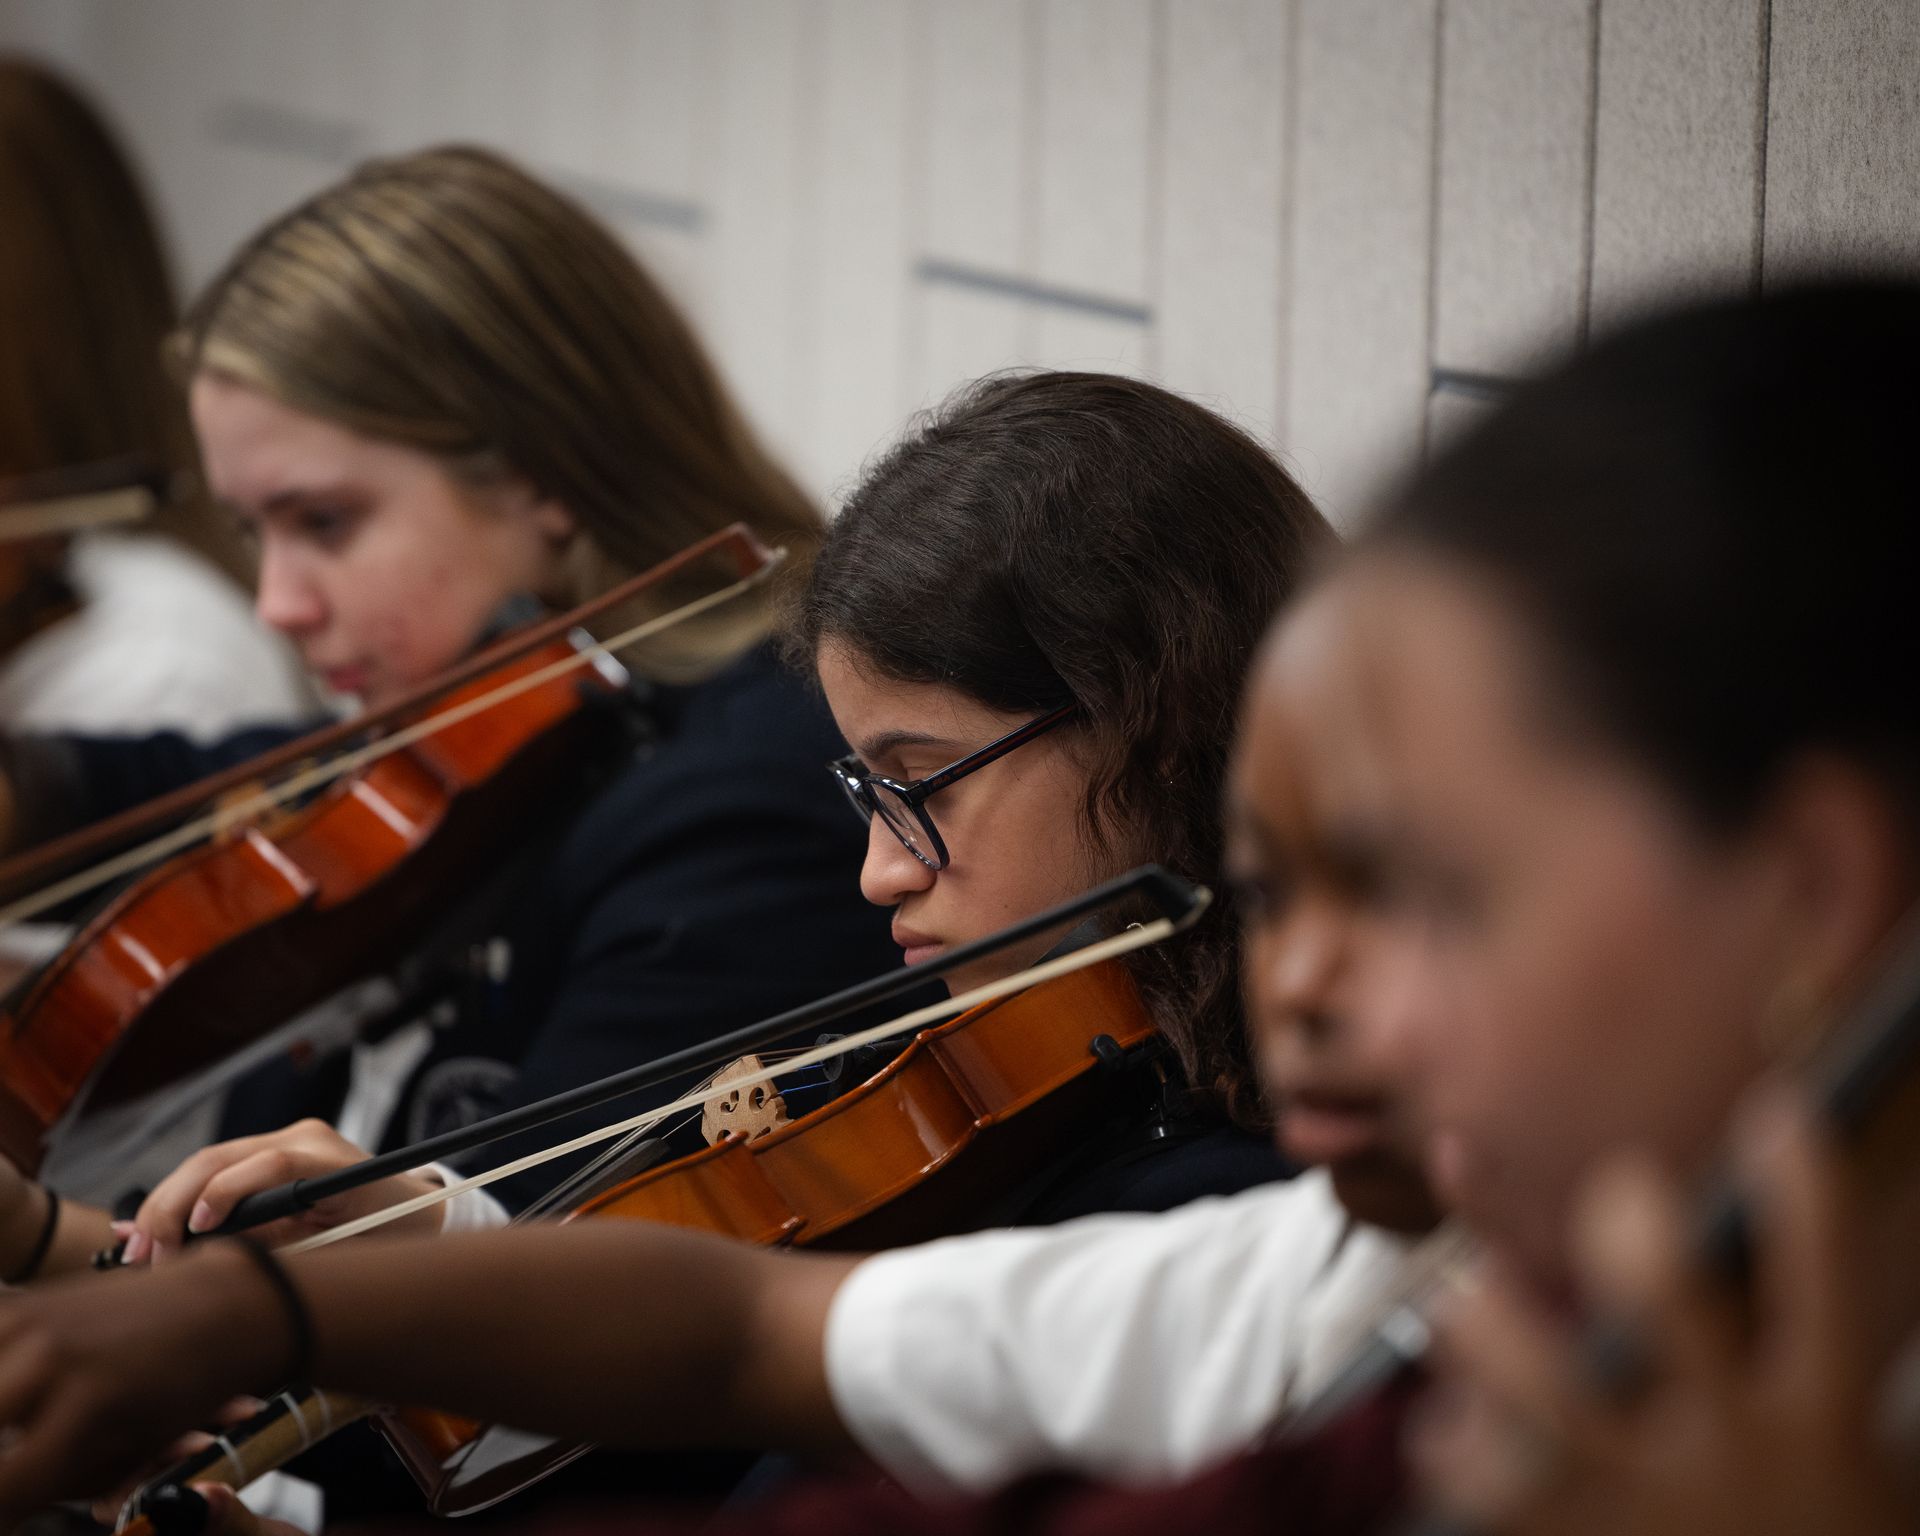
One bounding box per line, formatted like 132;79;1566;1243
102;870;1208;1531
0;460;167;540
114;1389;373;1536
0;524;780;928
99;865;1207;1259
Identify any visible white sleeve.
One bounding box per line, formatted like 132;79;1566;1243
822;1174;1353;1495
422;1164;513;1232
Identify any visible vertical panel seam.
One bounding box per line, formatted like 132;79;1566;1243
1275;0;1303;447
1420;0;1448;460
896;0;934;414
1019;0;1047;355
1577;0;1602;347
1753;0;1773;294
789;5;832;453
1142;0;1170;378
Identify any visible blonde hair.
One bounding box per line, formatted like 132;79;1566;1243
176;145;821;679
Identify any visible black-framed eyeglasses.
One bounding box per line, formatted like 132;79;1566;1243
829;703;1077;871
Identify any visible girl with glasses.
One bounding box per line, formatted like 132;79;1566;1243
2;279;1911;1536
0;367;1451;1530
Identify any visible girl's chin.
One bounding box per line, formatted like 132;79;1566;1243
940;959;1014;999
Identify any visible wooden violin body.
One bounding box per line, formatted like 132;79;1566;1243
0;636;628;1173
382;956;1159;1514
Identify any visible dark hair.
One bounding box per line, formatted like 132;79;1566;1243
789;370;1334;1129
1365;279;1920;837
0;55;241;579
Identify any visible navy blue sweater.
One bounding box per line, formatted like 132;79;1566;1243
21;641;1285;1222
34;644;899;1210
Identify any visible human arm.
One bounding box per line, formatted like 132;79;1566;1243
1411;1090;1916;1536
821;1178;1358;1493
0;1220;862;1520
0;1161;114;1280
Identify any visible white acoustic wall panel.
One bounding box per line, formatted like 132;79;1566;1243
1764;0;1920;279
9;0;1916;533
193;4;344;286
1287;0;1437;527
0;0;92;67
1432;0;1596;373
267;0;382;137
1589;0;1763;327
590;0;709;199
917;286;1031;409
1032;0;1156;306
394;0;529;150
794;0;919;503
359;0;446;152
584;0;713;319
78;0;254;292
920;0;1032;273
1031;308;1151;380
1157;0;1290;444
703;0;815;473
911;0;1033;407
514;0;608;178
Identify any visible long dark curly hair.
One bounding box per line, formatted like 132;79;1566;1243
788;371;1333;1130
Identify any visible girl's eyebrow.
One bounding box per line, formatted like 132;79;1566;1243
855;730;960;762
260;480;361;511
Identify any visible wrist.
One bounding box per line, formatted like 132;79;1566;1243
192;1241;313;1392
0;1175;50;1278
228;1239;315;1385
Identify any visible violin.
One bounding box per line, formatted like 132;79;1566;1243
397;955;1160;1513
0;524;779;1175
114;870;1208;1523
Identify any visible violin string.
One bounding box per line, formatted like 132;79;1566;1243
283;920;1173;1254
519;1125;665;1217
494;1046;842;1216
521;1100;707;1217
0;566;773;931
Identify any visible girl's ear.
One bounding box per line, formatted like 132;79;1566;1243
1759;752;1915;1054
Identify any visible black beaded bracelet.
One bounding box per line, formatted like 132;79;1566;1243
228;1237;315;1386
4;1185;59;1285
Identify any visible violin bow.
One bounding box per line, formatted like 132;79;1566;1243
124;865;1210;1253
99;869;1209;1531
114;1390;374;1536
0;523;781;927
0;460;167;540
